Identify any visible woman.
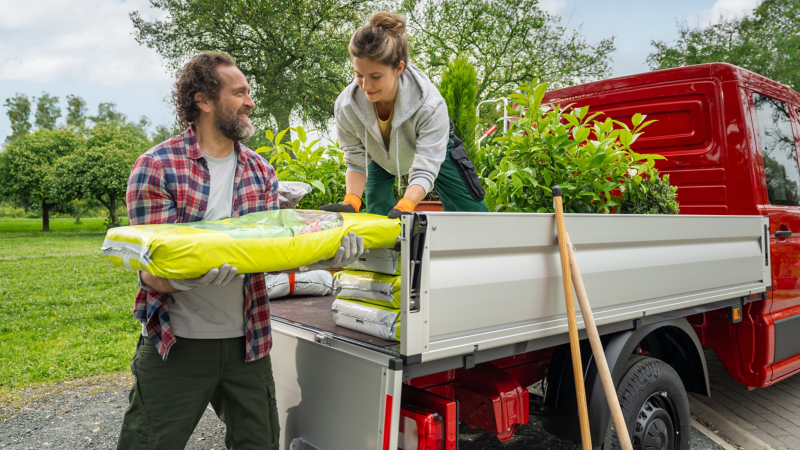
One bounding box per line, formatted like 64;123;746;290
321;11;488;218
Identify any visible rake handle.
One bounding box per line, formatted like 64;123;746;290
552;186;593;450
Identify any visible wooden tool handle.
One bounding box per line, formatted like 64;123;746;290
566;233;634;450
553;187;593;450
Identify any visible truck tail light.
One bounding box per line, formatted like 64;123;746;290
401;385;458;449
398;405;443;450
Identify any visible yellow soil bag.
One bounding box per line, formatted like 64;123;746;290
101;210;400;279
333;270;402;309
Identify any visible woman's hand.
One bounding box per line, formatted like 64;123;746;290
387;184;426;218
320;193;362;213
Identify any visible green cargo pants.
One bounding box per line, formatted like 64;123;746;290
365;143;489;215
117;336;280;450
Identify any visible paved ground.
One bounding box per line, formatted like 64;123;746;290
692;348;800;450
1;375;725;450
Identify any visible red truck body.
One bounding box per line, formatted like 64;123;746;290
400;64;800;448
540;63;800;389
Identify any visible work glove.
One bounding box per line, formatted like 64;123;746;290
387;198;415;219
168;264;243;291
319;193;362;214
301;231;366;271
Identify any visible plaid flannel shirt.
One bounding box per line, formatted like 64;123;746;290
126;125;279;362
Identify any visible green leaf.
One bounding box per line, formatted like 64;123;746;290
275;129;288;146
310;180;325;194
296;126;307;143
265;130;274;142
632;113;643;128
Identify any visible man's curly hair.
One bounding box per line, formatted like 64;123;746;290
173;52;236;128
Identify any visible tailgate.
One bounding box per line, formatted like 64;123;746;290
272;319;403;450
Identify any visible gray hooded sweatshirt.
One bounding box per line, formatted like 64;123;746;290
334;64;450;195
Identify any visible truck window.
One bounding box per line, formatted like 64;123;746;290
753;93;800;206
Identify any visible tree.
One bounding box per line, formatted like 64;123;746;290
48;123;149;227
89;102;151;140
150;121;183;145
89;102;127;125
0;129;83;231
66;95;88;129
130;0;373;131
34;92;61;131
402;0;616;101
647;0;800;93
4;93;32;143
439;55;479;159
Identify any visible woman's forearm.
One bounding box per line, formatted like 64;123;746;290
402;184;426;206
346;172;367;198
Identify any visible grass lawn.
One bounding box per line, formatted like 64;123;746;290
0;218;140;398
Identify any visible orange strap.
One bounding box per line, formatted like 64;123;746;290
288;273;296;295
344;193;362;212
394;197;416;212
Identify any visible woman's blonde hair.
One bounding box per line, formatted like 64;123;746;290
349;11;409;68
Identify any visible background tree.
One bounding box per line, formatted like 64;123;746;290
0;129;83;231
89;102;127;125
48;123;149;228
34;92;61;131
4;93;32;143
150;121;184;145
402;0;616;102
647;0;800;92
130;0;374;131
66;95;88;129
439;55;479;159
89;102;151;140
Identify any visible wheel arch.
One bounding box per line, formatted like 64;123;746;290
541;318;709;447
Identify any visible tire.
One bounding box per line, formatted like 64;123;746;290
603;355;692;450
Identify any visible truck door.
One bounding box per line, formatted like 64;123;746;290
750;91;800;380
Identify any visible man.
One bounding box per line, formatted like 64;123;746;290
117;52;363;449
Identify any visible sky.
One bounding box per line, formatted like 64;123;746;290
0;0;761;143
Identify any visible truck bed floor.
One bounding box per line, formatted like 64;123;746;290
270;294;398;347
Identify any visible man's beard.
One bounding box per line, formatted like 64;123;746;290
213;104;255;143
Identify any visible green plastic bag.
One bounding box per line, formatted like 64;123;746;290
101;210;400;279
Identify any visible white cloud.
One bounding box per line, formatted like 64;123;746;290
539;0;567;16
696;0;760;25
0;0;172;86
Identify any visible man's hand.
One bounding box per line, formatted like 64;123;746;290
168;264;243;291
302;232;366;271
319;193;362;213
387;197;416;219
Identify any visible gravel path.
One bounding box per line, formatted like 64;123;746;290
0;376;725;450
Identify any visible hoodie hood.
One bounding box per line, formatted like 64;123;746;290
348;65;435;149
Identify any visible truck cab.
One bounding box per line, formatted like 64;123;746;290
543;63;800;388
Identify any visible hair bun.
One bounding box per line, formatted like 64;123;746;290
369;11;406;36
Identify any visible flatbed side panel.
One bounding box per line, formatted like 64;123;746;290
401;213;770;362
272;321;402;450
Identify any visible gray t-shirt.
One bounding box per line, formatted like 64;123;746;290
167;149;246;339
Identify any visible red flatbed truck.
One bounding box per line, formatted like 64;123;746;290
270;63;794;450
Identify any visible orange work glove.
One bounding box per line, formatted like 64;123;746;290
319;193;362;213
387;197;416;219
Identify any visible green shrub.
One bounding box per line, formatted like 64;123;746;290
256;127;347;209
619;174;680;214
439;55;479;160
481;80;677;214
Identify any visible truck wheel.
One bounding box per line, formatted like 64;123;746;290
603;355;691;450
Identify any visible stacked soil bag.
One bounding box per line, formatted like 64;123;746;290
331;249;402;341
